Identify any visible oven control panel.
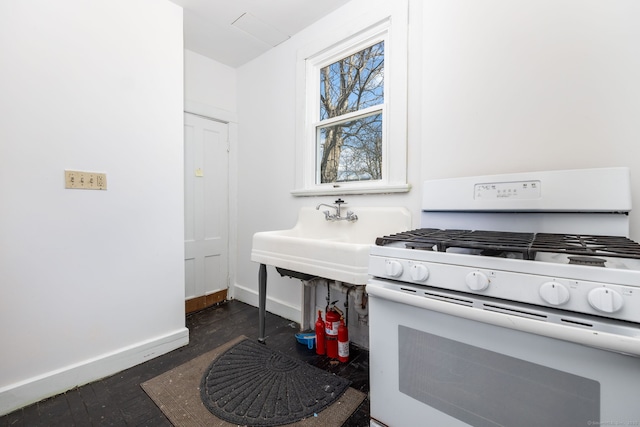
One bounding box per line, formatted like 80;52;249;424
475;180;541;200
422;167;631;211
369;253;640;323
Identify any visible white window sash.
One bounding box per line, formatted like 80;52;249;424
313;104;383;127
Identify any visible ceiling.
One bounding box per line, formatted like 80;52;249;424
168;0;352;68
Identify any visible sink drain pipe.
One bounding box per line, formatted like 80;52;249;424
326;281;368;327
344;285;355;327
354;286;368;325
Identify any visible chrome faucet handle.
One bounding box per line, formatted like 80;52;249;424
334;199;345;217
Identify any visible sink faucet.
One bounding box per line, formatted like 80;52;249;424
315;198;358;222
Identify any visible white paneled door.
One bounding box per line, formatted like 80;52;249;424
184;113;229;303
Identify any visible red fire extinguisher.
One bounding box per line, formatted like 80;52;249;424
338;318;349;363
325;308;340;359
315;310;325;355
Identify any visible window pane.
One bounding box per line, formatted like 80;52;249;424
319;41;384;121
317;112;382;183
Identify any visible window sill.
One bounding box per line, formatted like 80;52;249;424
291;183;411;197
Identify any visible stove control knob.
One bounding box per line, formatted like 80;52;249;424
410;264;429;282
539;282;570;306
588;287;623;313
465;271;489;291
385;260;403;278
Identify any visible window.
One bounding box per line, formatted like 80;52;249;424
293;3;409;196
318;41;384;184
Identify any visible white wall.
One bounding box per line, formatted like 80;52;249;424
419;0;640;215
0;0;187;415
234;0;640;322
184;49;237;121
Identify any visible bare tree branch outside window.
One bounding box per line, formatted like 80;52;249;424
318;41;384;183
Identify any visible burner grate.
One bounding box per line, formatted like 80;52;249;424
376;229;640;260
530;234;640;259
376;229;536;258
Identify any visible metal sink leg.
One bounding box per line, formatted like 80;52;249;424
258;263;267;344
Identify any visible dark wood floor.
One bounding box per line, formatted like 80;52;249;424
1;300;369;426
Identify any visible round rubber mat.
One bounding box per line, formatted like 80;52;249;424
200;338;350;426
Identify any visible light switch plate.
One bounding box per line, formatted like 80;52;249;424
65;170;107;190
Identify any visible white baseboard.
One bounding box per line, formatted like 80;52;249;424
232;284;302;326
0;328;189;416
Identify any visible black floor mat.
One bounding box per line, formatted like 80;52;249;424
200;338;350;426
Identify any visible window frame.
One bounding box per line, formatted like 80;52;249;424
292;7;409;196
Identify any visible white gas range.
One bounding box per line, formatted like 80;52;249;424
367;167;640;427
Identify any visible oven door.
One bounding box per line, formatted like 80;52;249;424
367;278;640;427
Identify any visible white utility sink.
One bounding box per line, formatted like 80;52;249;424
251;206;412;284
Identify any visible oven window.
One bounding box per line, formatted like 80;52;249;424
398;325;600;427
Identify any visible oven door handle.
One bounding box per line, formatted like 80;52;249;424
366;279;640;357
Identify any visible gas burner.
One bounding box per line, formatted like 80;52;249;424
567;256;607;267
479;249;525;259
376;229;640;261
530;234;640;259
377;229;536;258
405;242;435;251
